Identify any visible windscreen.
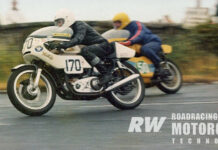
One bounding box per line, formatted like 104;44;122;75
102;29;130;40
29;26;73;39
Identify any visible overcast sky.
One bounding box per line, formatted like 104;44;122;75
0;0;217;23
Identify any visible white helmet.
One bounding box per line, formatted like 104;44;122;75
54;9;75;27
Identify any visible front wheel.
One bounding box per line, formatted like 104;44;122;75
157;59;182;94
106;62;145;110
7;66;56;116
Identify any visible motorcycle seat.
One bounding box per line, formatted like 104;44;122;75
127;44;172;54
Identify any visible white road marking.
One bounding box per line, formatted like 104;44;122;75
0;105;13;108
0;123;13;126
0;101;218;109
141;101;218;106
79;101;218;108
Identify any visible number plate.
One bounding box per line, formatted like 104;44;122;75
64;59;83;74
136;61;150;74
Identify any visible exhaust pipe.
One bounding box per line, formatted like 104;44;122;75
105;74;140;92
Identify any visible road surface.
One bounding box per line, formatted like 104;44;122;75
0;83;218;150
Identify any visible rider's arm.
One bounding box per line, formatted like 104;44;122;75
119;21;143;46
62;21;87;48
128;21;143;45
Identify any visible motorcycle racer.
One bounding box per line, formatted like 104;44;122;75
50;9;114;84
112;12;165;75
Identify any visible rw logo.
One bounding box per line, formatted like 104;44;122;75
128;117;167;133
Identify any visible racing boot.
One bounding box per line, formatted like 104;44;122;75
90;56;113;85
95;62;113;85
155;62;171;80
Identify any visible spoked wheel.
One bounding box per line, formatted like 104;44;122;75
106;62;145;110
157;59;182;94
7;66;56;116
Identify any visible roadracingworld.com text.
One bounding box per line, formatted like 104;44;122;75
128;113;218;145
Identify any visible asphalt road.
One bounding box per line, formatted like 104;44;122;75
0;83;218;150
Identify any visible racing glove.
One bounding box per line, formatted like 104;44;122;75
119;41;132;46
48;41;69;50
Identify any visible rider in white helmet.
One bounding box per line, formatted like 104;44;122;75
54;9;75;27
51;9;114;85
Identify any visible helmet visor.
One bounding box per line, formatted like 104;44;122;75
54;18;65;27
113;21;122;29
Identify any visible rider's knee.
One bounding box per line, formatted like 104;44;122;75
81;47;89;55
141;46;152;56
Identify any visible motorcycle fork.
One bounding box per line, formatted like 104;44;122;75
116;60;126;78
33;68;42;88
31;61;45;88
160;54;170;69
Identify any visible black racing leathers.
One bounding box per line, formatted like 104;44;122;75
64;21;113;65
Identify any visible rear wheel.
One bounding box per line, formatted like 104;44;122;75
106;62;145;110
7;66;56;116
157;59;182;94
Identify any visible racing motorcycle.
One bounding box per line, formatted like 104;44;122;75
102;29;182;94
7;26;145;116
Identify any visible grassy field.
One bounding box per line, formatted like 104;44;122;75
164;34;218;81
164;24;218;82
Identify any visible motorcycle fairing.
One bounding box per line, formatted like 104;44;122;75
22;37;91;74
128;56;155;78
22;27;136;74
114;42;136;58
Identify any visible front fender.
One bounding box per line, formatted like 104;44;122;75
11;64;36;72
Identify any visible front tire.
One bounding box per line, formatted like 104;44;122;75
7;66;56;116
106;62;145;110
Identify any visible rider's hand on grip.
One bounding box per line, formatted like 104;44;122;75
119;41;131;46
45;41;67;53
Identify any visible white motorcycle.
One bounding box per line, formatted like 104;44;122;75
7;26;145;116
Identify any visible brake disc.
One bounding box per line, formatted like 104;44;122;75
20;79;38;100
